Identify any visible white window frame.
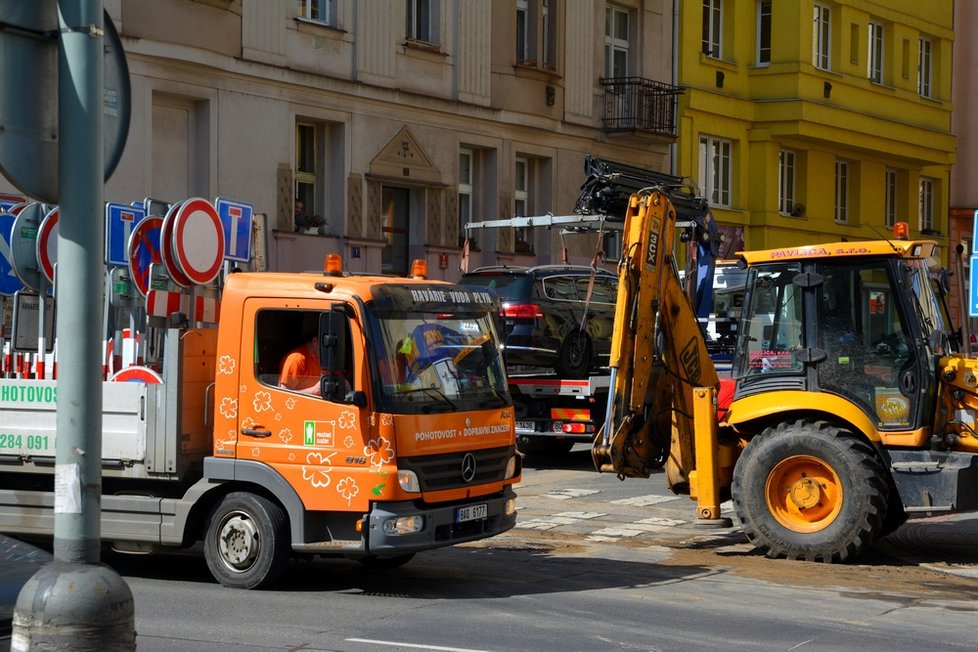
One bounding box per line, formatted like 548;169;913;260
458;149;474;247
756;0;771;66
698;135;732;208
884;168;897;228
918;37;933;98
834;160;849;224
813;4;831;71
919;177;934;232
604;5;630;78
514;157;533;252
703;0;723;59
868;21;884;83
779;149;796;215
407;0;436;44
516;0;530;62
295;120;322;232
297;0;334;25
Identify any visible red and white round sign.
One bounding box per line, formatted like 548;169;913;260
108;365;163;384
36;206;59;284
171;198;225;286
160;202;192;288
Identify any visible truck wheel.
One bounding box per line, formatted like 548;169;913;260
204;492;290;589
555;331;591;378
732;419;887;562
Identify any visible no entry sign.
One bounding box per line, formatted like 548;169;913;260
36;206;59;285
170;198;225;285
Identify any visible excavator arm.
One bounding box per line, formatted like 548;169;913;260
592;189;721;505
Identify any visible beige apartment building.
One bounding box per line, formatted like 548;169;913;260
0;0;684;279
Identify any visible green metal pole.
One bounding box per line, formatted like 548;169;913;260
12;1;135;648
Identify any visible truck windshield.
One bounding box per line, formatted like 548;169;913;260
906;259;954;356
364;285;509;413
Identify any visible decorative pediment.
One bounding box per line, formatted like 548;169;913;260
369;126;441;184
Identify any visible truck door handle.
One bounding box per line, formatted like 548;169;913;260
241;427;272;438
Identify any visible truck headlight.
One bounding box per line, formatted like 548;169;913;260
382;515;424;535
504;454;520;480
398;469;420;493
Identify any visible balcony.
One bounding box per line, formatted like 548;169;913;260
599;77;684;137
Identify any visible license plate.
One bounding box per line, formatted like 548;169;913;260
515;420;535;432
456;503;488;523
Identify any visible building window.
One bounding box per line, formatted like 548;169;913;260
514;157;532;253
702;0;722;58
918;37;932;98
407;0;436;44
516;0;557;69
604;5;630;77
813;4;831;71
884;168;897;227
294;120;322;233
698;135;731;208
542;0;555;68
756;0;771;66
868;21;883;83
834;160;849;224
919;177;934;232
778;149;796;215
297;0;334;25
458;149;474;248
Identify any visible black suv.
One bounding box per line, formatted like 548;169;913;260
459;265;617;377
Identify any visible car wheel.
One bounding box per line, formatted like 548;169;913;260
555;330;592;378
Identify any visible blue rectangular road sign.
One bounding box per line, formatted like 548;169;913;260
105;202;147;266
970;256;978;318
216;197;254;263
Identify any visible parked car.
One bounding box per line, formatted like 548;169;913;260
459;265;617;377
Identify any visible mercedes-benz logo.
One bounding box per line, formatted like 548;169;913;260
460;453;477;483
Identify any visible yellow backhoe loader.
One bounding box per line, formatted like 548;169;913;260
593;187;978;562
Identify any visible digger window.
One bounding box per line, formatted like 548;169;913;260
741;263;804;375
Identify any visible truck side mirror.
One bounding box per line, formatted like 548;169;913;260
319;306;349;400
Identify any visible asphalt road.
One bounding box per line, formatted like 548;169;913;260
4;447;978;651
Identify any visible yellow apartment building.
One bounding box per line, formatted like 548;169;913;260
675;0;955;258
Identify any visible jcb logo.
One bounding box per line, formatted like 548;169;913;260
645;218;661;271
681;339;701;384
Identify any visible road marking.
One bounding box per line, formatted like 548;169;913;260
588;526;645;537
635;516;686;527
610;494;677;506
346;639;491;652
542;488;600;500
553;511;606;519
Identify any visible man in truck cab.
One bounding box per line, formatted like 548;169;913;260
278;313;352;398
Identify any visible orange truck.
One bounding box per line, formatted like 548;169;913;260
0;257;520;588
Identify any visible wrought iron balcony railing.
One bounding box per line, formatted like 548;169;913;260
599;77;684;136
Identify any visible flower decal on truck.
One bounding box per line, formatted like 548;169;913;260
337;477;359;505
338;410;356;429
364;437;394;471
253;391;273;413
217;355;235;375
301;451;336;489
219;397;238;419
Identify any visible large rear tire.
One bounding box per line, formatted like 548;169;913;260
204;492;290;589
732;419;888;562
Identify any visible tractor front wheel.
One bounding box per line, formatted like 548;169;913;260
732;419;888;562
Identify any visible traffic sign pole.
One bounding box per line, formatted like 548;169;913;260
13;1;135;647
